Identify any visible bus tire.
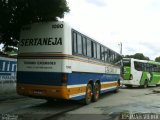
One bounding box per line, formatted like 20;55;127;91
113;87;119;93
143;80;148;88
114;80;120;93
117;79;121;87
92;83;100;102
84;84;93;105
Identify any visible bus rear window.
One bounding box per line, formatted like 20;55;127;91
123;60;130;66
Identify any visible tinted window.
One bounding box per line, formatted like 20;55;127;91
123;60;130;66
112;52;115;63
108;50;111;62
87;39;92;57
104;48;108;62
134;62;143;71
93;42;97;58
97;44;100;59
72;32;77;53
82;37;87;56
71;30;122;63
77;34;82;54
101;46;105;61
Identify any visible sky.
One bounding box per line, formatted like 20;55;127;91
64;0;160;60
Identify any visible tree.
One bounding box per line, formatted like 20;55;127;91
155;56;160;62
124;53;150;60
0;0;69;50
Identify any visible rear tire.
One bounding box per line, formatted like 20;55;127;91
84;84;93;105
143;80;148;88
114;80;120;93
92;83;100;102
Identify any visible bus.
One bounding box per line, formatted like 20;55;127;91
17;21;122;104
122;58;160;88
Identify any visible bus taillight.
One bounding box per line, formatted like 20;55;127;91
129;74;133;80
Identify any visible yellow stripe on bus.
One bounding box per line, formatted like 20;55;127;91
17;82;118;99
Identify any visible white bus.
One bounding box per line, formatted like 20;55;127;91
17;21;122;104
122;58;160;88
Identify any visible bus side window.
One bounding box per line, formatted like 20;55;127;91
146;63;150;72
112;53;115;63
77;34;82;54
108;50;112;63
97;44;100;60
114;53;121;63
72;31;77;54
92;42;97;59
158;65;160;72
82;37;87;56
104;48;108;62
101;46;105;61
87;39;92;57
143;63;147;71
153;65;157;72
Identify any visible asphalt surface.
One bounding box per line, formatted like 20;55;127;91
0;86;159;120
48;86;160;120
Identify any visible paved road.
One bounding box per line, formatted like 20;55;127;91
48;87;160;120
0;87;159;120
0;96;82;120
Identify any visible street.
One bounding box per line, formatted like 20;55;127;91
0;87;160;120
49;86;160;120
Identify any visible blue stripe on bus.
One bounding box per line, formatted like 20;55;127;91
17;71;120;86
68;72;119;85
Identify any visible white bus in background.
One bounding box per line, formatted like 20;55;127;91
122;58;160;88
17;21;122;104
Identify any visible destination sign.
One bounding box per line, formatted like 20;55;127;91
20;37;62;46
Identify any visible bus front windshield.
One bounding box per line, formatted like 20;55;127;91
123;60;130;67
134;61;143;71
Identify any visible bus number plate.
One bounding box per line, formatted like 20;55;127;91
33;90;43;94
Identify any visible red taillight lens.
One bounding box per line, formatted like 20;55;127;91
129;74;133;80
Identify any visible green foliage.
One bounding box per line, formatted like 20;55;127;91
0;0;69;48
124;53;150;60
155;56;160;62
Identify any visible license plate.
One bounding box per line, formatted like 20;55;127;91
33;90;43;94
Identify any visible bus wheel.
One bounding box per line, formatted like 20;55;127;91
93;83;100;102
143;80;148;88
85;84;93;105
114;80;120;93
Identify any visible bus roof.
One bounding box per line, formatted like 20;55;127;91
123;58;160;65
148;61;160;65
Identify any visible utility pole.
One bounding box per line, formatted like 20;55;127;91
119;42;122;55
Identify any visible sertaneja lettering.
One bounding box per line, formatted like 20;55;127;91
20;37;62;46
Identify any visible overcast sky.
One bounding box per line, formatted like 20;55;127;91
64;0;160;60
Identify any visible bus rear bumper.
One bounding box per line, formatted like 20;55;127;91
122;80;140;86
16;84;69;100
